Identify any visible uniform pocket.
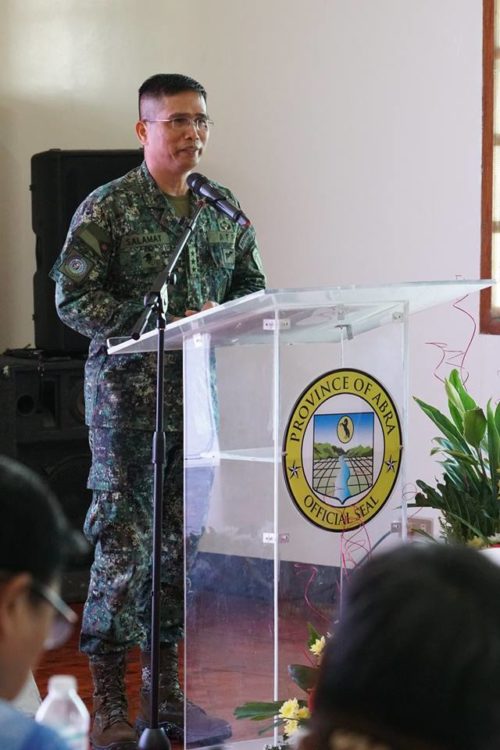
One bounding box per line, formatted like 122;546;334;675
209;243;235;269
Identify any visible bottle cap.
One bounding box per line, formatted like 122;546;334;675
48;675;77;692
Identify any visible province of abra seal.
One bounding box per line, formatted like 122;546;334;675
282;368;403;532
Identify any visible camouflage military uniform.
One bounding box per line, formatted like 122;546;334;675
50;161;266;656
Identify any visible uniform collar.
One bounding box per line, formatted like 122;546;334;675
139;161;198;211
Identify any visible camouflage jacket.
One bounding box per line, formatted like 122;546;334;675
50;162;266;431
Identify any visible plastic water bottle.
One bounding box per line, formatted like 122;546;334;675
35;675;90;750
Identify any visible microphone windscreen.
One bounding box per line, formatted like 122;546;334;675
187;172;206;193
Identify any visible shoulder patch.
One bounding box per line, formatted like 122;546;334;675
252;247;265;274
59;249;95;283
75;222;112;256
239;225;256;252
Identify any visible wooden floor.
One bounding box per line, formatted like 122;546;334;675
35;591;332;745
35;616;147;745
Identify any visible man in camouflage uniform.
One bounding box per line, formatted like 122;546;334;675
50;73;266;750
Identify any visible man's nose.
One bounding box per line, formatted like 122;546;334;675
185;119;199;135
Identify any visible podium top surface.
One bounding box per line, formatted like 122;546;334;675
108;279;493;353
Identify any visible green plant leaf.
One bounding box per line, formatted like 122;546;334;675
487;400;500;493
288;664;318;692
445;379;465;426
415;480;445;509
441;461;481;492
432;437;455;450
441;450;482;467
414;397;473;456
448;401;464;432
431;456;482;496
257;719;285;736
307;622;321;648
414;474;498;543
447;370;477;410
234;701;284;720
463;408;487;448
445;510;491;545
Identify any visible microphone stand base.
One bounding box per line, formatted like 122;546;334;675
138;727;172;750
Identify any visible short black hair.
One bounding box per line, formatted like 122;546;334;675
138;73;207;117
0;456;73;585
306;544;500;750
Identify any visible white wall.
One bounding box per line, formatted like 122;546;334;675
0;0;497;515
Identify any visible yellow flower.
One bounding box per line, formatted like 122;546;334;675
283;719;299;737
467;536;488;550
279;699;310;736
309;635;326;657
279;698;300;719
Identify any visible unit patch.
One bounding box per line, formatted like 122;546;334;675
59;249;95;283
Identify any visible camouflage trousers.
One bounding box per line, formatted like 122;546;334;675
80;428;212;656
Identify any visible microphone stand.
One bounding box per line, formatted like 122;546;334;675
131;202;206;750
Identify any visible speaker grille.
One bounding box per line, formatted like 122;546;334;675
0;353;92;599
31;148;144;353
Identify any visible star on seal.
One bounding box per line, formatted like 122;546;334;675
288;461;301;479
385;456;397;472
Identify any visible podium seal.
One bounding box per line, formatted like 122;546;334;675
283;368;402;532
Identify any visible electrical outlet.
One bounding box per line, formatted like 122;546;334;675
391;518;434;537
408;518;433;536
262;532;290;544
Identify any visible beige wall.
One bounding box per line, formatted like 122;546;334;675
0;0;497;494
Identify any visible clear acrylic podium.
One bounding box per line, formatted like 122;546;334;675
108;280;491;749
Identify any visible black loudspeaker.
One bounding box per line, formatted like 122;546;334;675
31;148;144;354
0;352;92;600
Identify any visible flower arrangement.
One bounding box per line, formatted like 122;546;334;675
234;623;327;742
413;368;500;545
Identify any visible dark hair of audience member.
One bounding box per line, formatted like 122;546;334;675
0;455;69;585
301;544;500;750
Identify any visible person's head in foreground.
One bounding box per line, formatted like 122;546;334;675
302;543;500;750
0;455;77;701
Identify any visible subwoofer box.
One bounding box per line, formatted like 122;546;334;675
0;352;92;600
31;148;143;354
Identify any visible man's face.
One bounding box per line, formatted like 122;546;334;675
136;91;209;179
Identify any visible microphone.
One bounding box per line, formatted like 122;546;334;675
187;172;251;228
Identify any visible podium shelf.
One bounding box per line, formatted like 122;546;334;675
214;447;275;463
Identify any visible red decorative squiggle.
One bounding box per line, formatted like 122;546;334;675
426;294;477;385
293;563;329;626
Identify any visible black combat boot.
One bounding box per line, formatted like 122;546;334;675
89;653;138;750
136;645;232;746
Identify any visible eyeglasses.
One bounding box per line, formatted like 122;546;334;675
31;581;77;650
143;116;214;132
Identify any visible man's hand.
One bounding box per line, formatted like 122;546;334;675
185;300;219;317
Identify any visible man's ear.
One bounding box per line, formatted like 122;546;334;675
0;573;32;638
136;119;148;146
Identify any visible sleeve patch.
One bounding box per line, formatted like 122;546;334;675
252;247;265;274
75;222;111;256
59;249;95;283
239;225;256;252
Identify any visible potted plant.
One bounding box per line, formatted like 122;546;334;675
413;369;500;545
